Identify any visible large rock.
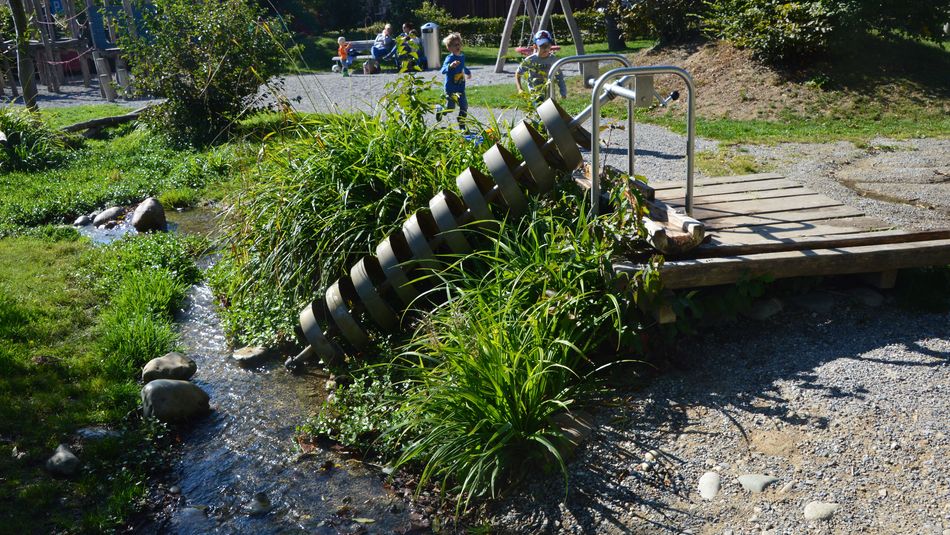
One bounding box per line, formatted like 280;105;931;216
804;501;839;521
130;197;167;233
46;444;80;477
73;215;92;227
232;346;272;369
738;474;779;493
141;379;210;423
93;206;124;226
698;471;721;500
142;352;197;383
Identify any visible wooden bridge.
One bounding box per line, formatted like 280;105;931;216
613;172;950;320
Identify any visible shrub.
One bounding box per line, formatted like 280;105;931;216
600;0;706;44
214;75;491;345
387;197;644;509
123;0;294;146
0;106;69;172
703;0;844;64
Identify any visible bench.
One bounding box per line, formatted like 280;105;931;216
331;39;376;67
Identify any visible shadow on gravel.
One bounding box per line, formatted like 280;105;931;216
489;294;949;533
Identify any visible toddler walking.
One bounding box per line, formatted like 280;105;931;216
438;32;472;127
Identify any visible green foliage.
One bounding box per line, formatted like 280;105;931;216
0;106;70;173
599;0;706;43
386;197;643;509
214;76;490;346
123;0;294;146
86;232;204;295
299;370;407;453
703;0;949;65
361;10;607;47
703;0;844;64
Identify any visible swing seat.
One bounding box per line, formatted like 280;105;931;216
516;45;560;56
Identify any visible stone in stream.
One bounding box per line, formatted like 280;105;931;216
173;507;214;531
46;444;80;477
232;346;272;368
93;206;124;226
248;492;272;516
738;474;779;493
803;501;839;521
75;426;121;442
141;379;210;423
73;215;92;226
142;352;197;383
130;197;167;233
698;471;721;500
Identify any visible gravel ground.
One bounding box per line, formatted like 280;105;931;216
485;301;950;534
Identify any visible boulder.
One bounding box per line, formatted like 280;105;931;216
232;346;272;369
130;197;167;233
73;215;92;226
93;206;124;226
46;444;80;477
141;379;210;423
142;352;197;383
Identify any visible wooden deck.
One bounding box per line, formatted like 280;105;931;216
614;172;950;290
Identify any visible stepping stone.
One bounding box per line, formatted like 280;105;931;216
738;474;779;493
804;501;839;521
698;471;721;500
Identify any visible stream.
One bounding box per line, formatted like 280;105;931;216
82;208;412;533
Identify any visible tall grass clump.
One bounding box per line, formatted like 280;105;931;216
214;75;496;346
0;106;70;172
386;195;646;509
83;233;204;378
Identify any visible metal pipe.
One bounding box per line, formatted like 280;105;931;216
590;65;696;217
547;53;631;101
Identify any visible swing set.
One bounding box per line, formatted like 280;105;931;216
493;0;586;73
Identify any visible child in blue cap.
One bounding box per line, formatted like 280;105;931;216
516;30;567;100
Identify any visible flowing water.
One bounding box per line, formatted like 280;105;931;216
82;208;411;533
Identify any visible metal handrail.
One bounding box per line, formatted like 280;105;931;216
589;65;696;217
546;54;636;179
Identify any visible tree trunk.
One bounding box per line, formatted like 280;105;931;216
605;12;625;51
9;0;39;110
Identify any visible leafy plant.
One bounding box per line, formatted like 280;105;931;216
122;0;294;146
0;106;70;172
214;76;491;345
599;0;707;44
385;197;643;510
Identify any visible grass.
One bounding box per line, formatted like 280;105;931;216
0;232;200;532
39;104;136;130
695;147;765;176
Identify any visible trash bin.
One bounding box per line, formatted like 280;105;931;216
421;22;441;71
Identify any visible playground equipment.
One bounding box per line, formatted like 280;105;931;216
494;0;589;78
287;55;704;369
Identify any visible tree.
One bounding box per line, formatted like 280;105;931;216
8;0;38;110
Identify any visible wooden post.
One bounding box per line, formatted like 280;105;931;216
861;270;899;289
64;0;92;87
495;0;522;73
536;0;557;36
524;0;537;41
9;0;39;109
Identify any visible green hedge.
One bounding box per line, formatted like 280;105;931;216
358;10;606;48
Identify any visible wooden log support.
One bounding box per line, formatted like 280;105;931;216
615;238;950;290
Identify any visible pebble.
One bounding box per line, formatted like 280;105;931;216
698;472;721;500
738;474;779;493
803;501;839;521
45;444;80;477
644;451;656;462
248;492;271;516
169;486;181;494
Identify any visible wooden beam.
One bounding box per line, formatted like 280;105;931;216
653;172;785;190
688;229;950;258
705;204;865;230
686;193;843;222
615;238;950;289
494;0;521;73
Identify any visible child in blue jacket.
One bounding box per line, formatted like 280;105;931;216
438;32;472;127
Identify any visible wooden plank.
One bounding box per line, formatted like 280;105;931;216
656;177;802;199
662;187;809;207
653;172;785;190
615;238;950;289
687;229;950;258
706;204;866;230
685;193;842;222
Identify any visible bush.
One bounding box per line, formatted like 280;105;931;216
601;0;706;44
0;106;70;172
364;9;606;47
123;0;294;146
214;75;491;346
703;0;844;64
